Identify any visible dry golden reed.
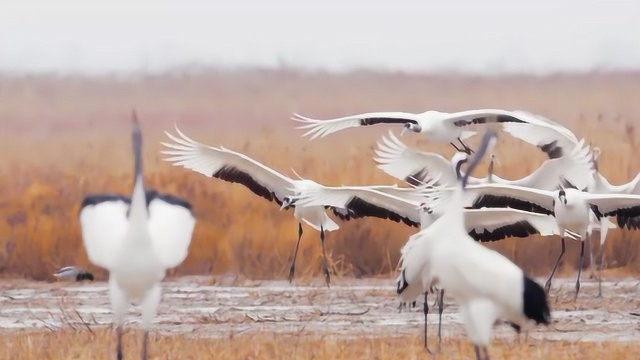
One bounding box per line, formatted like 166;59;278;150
3;328;640;360
1;69;640;281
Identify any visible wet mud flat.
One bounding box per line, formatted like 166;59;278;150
1;276;639;342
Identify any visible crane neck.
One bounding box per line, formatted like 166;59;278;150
128;174;148;223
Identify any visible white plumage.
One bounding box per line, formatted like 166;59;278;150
288;184;428;228
291;183;575;241
590;148;640;194
581;147;640;295
162;125;395;286
423;182;640;298
79;114;195;360
374;130;594;190
294;108;581;159
80;193;195;271
292;177;567;352
397;130;551;359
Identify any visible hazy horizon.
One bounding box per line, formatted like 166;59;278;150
2;0;639;76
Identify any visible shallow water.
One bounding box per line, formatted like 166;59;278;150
0;276;639;341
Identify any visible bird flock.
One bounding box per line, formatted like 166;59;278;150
70;108;640;360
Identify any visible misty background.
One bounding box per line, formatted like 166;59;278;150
1;0;639;75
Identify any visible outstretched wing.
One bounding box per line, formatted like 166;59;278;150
440;108;529;128
292;112;420;140
162;126;296;204
463;208;562;242
500;110;581;159
423;183;556;216
78;194;130;270
292;185;423;227
374;131;459;186
587;193;640;229
146;192;196;269
500;138;594;191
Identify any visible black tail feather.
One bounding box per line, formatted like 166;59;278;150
397;269;409;294
522;275;551;325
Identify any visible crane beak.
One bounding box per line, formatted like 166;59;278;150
400;127;408;136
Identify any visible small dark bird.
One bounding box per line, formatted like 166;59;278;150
54;266;95;282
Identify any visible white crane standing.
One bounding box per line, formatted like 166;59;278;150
399;130;551;360
79;113;196;360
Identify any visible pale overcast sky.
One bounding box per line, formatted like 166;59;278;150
1;0;639;75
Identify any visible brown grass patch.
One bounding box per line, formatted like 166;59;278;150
1;69;640;280
3;328;639;359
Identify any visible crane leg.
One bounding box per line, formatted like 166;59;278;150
288;223;304;283
450;142;464;152
596;222;608;298
141;331;149;360
545;237;566;294
111;281;127;360
423;291;432;353
574;240;585;301
482;346;491;360
597;242;605;298
320;226;331;288
437;289;444;352
474;345;483;360
458;137;474;154
398;302;405;313
116;326;123;360
586;231;596;280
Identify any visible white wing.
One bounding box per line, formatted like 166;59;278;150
396;231;433;303
618;172;640;194
495;138;594;191
292;112;422;140
500;110;581;159
147;194;196;269
372;184;433;200
586;193;640;222
425;183;556;215
374;131;459;186
592;170;640;195
79;195;130;270
292;185;423;227
439;108;543;127
161;126;296;204
463;208;562;242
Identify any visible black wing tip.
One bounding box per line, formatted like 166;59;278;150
80;193;130;212
539;140;563;159
79;189;194;214
345;197;419;227
453;114;526;127
469;220;537;243
615;214;640;229
146;189;193;211
396;269;409;295
473;195;554;216
213;166;281;205
360;117;417;126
